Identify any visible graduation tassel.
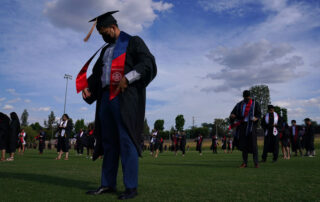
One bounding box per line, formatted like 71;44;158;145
83;20;97;42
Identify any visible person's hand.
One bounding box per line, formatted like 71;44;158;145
116;77;128;93
230;114;236;119
253;117;258;122
82;88;91;99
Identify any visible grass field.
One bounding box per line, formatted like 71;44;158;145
0;143;319;202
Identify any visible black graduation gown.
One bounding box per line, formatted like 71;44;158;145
0;113;10;150
7;119;20;153
83;35;157;160
304;125;315;151
230;100;261;153
57;120;73;152
261;113;281;153
289;125;300;151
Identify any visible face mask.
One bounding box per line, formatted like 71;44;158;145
102;34;115;44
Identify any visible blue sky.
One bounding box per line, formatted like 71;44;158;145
0;0;319;129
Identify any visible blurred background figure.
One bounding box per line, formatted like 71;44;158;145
290;120;302;157
76;128;87;156
180;131;186;157
18;129;26;154
36;129;46;154
6;112;20;161
55;114;73;160
304;118;315;157
280;122;290;159
0;112;10;161
195;134;203;156
221;135;227;153
211;135;218;154
86;124;94;159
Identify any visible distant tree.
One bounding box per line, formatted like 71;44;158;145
143;119;150;138
30;122;42;131
23;126;38;144
74;119;86;134
281;108;288;124
250;85;270;116
201;122;214;134
21;109;29;127
175;114;185;131
213;118;228;137
45;111;56;129
154;119;164;131
186;126;210;139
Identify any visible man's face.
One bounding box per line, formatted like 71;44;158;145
292;122;296;126
244;96;250;102
98;26;116;43
305;120;311;125
269;108;274;113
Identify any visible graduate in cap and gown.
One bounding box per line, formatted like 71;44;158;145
261;105;282;162
304;118;315;157
0;112;10;161
230;90;261;168
6;112;20;161
289;120;302;156
35;129;46;154
77;11;157;200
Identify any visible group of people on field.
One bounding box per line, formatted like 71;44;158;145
230;90;315;168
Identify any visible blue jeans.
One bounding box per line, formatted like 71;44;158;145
99;91;138;189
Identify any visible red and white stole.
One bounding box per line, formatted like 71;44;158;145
265;112;278;136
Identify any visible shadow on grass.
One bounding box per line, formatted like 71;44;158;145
0;171;95;190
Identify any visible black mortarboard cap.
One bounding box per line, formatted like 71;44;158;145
304;118;311;122
268;105;274;110
243;90;250;97
89;10;118;29
84;10;119;42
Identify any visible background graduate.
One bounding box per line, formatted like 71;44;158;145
195;134;203;155
261;105;281;163
0;112;10;161
180;131;186;156
35;129;46;154
78;10;157;200
6;112;20;161
55;114;73;160
280;122;290;159
230;90;261;168
304;118;315;157
76;129;86;156
289;120;302;156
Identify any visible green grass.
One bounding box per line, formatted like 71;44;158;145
0;146;319;202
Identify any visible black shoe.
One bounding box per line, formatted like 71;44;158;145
86;186;116;195
272;159;277;163
118;188;138;200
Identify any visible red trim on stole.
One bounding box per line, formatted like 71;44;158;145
109;53;126;100
228;99;253;130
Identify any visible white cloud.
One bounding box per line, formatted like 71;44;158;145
0;97;6;102
24;99;31;103
44;0;173;34
203;40;304;92
7;98;22;104
198;0;257;15
80;107;88;111
6;88;17;95
32;107;51;112
3;105;14;110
